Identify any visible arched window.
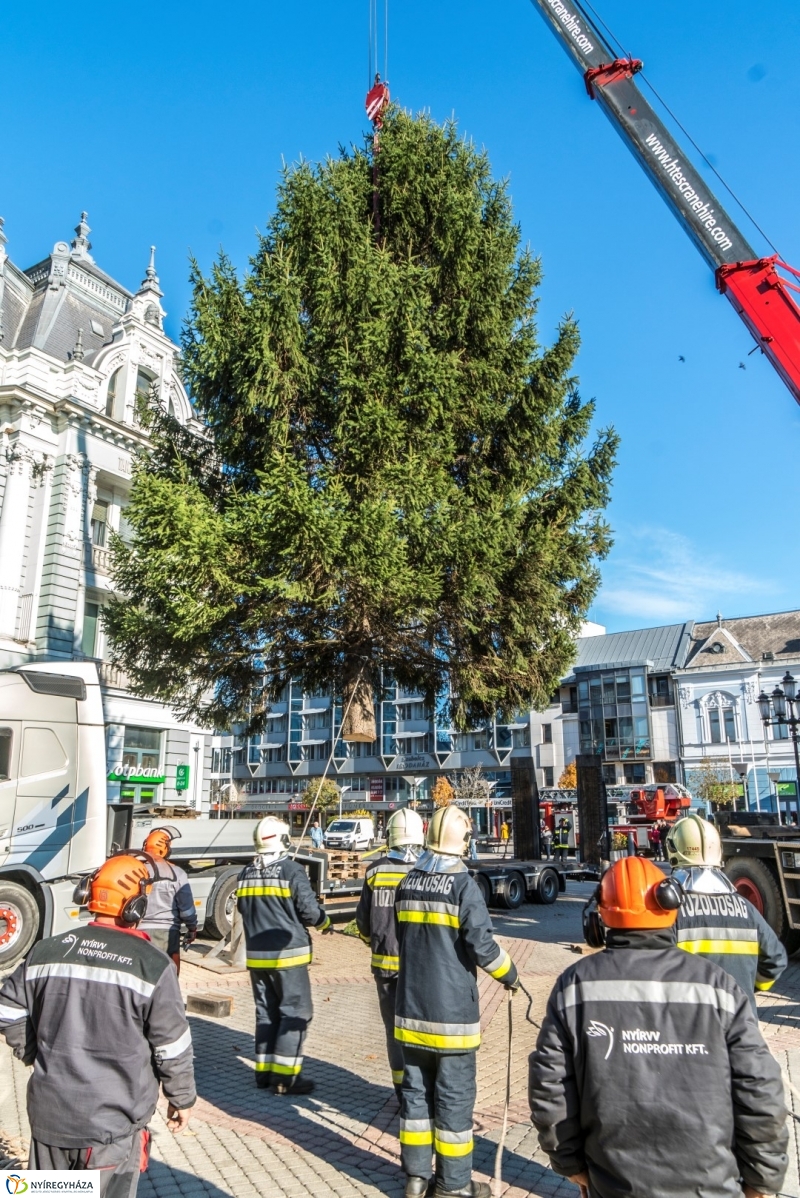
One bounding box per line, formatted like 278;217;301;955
105;368;121;418
135;367;156;404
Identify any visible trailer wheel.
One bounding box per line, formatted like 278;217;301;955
725;858;785;940
499;871;525;910
475;872;493;909
0;881;40;968
204;872;239;940
536;869;560;906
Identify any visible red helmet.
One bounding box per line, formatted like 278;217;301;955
598;857;679;930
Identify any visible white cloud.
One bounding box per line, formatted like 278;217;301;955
594;526;776;627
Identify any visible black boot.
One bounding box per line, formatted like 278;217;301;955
255;1074;271;1089
271;1074;315;1096
404;1178;433;1198
433;1182;491;1198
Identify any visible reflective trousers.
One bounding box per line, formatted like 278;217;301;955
400;1048;476;1191
30;1129;147;1198
374;973;405;1095
250;964;313;1081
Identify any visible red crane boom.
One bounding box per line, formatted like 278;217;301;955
528;0;800;406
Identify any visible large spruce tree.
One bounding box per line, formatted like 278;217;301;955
105;109;618;732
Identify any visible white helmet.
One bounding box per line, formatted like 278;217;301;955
426;805;471;856
254;816;292;859
387;807;424;850
665;815;722;869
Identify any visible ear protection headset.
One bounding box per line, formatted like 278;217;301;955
73;851;157;926
582;871;683;949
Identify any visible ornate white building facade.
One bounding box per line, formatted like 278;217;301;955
0;213;211;810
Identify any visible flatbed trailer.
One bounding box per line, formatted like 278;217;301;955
717;810;800;946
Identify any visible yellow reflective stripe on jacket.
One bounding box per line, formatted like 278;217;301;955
368;871;407;889
434;1130;473;1157
397;910;460;929
237;885;293;898
246;952;312;969
395;1027;481;1050
372;953;399;971
677;939;759;956
319;916;331;931
487;949;513;980
755;977;776;991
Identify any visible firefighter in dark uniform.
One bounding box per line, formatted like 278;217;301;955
529;855;788;1198
395;805;519;1198
553;817;571;863
237;817;332;1095
0;854;196;1198
356;807;425;1099
666;814;787;1013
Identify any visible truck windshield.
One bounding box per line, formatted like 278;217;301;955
327;821;356;832
0;729;10;780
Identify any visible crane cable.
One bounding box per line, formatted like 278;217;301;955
368;0;389;88
579;0;779;256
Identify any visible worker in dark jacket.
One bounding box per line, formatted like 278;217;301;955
139;826;198;972
0;854;196;1197
529;856;788;1198
356;807;425;1098
666;814;787;1013
237;816;332;1095
553;817;570;862
395;805;519;1198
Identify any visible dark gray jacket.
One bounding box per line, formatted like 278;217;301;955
394;851;518;1053
237;853;329;968
0;924;196;1148
355;852;416;976
529;929;788;1198
673;868;787;1014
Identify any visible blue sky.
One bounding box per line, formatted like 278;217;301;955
4;0;800;633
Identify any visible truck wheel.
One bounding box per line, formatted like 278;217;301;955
0;881;40;967
499;871;525;910
475;872;493;909
204;873;239;940
725;858;786;939
536;869;560;906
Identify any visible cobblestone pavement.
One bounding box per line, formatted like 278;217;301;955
2;883;800;1198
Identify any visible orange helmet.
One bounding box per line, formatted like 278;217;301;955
598;856;680;930
85;855;153;923
143;825;180;859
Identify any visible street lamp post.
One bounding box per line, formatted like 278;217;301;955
757;672;800;821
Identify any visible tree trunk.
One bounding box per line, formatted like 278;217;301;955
341;671;377;742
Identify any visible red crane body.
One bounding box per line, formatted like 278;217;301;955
528;0;800;406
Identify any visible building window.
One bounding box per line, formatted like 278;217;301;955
602;764;617;785
624;763;646;784
542;767;554;788
512;727;530;748
396;701;429;721
542;724;552;744
772;720;789;741
136;367;157;405
90;502;108;547
653;761;678;783
303;712;330;733
122;726;161;772
709;708;736;744
105;368;121;418
211;748;232;774
81;601;100;657
648;675;674;707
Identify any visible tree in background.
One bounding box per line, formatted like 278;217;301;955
687;758;741;810
305;777;341;812
558;762;577;789
105;108;617;734
432;776;455;808
449;765;491;807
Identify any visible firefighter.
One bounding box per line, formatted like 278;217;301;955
666;814;787;1013
553;817;570;863
356;806;425;1099
237;816;333;1094
139;825;198;972
529;856;788;1198
395;805;519;1198
0;854;196;1197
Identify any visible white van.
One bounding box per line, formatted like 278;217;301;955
324;817;374;851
